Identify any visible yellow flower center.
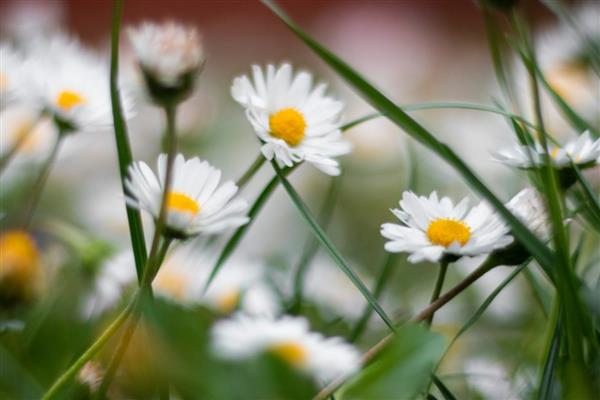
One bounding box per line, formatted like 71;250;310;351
550;147;560;159
546;63;588;102
215;289;241;313
0;230;40;300
426;219;471;248
56;90;86;111
166;192;200;215
269;108;306;146
269;341;308;367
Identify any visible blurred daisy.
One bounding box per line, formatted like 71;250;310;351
154;244;279;316
506;188;550;241
80;251;136;319
0;230;42;305
128;22;203;101
231;63;352;176
494;131;600;169
24;35;132;134
381;191;513;263
211;313;361;384
0;43;24;107
125;154;249;238
0;105;58;163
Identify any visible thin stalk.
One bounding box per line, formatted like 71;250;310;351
313;258;498;400
109;0;147;282
426;260;449;326
349;254;396;342
290;177;341;312
41;299;136;400
236;153;266;190
0;121;37;176
20;134;64;228
95;238;172;399
537;301;561;400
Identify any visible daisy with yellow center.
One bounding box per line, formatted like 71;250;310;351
125;153;249;238
0;230;41;303
381;191;512;263
211;314;361;384
231;63;352;176
494;131;600;169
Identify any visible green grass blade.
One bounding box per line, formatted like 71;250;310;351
431;374;457;400
109;0;147;282
270;160;395;331
261;0;556;280
202;170;290;293
571;162;600;222
537;310;562;400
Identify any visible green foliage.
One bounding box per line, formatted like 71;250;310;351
340;324;446;399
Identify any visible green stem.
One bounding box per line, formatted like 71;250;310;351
236;153;266;190
350;254;396;342
0;121;38;176
20;134;64;229
290;177;341;313
109;0;147;283
41;299;136;400
425;260;449;326
537;300;561;400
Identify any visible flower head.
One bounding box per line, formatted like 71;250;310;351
494;131;600;169
128;22;204;103
23;35;132;133
231;63;352;176
125;154;249;238
211;313;361;384
381;191;513;263
0;230;41;304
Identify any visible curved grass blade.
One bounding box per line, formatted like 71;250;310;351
270;160;395;331
110;0;147;282
537;310;562;400
261;0;556;280
570;161;600;224
431;374;457;400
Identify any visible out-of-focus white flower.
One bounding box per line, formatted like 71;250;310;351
0;43;24;107
154;245;279;316
464;357;531;399
494;131;600;169
22;35;133;134
125;154;249;238
128;22;203;100
211;313;361;384
80;251;136;319
1;0;64;42
77;361;103;392
0;105;58;162
232;63;352;176
506;188;550;241
381;191;513;263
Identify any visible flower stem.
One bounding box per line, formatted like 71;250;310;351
349;254;396;342
41;299;136;400
20;134;64;229
0;119;39;176
236;153;266;190
425;260;449;326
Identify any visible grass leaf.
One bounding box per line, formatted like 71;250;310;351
271;161;395;331
109;0;147;282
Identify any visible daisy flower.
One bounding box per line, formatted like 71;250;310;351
505;188;550;241
0;230;42;304
80;251;136;319
128;22;204;102
381;191;513;263
211;313;361;384
0;43;25;107
125;153;249;238
23;35;133;134
494;131;600;169
0;105;58;163
231;63;352;176
153;244;279;316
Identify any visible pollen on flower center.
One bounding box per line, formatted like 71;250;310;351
269;341;308;367
269;108;306;146
56;90;86;110
166;192;200;215
426;218;471;248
